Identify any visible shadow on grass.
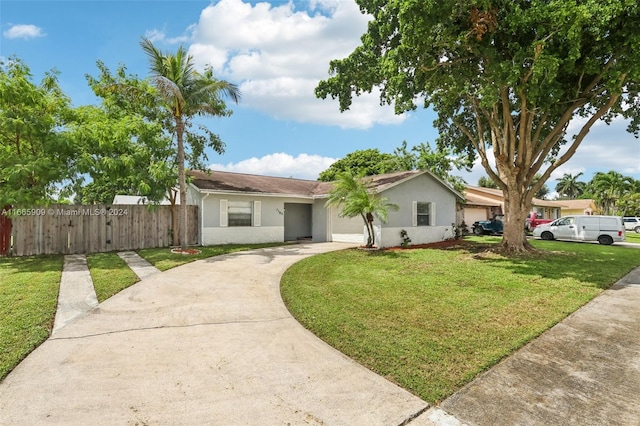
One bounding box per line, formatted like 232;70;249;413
0;255;64;275
369;239;640;290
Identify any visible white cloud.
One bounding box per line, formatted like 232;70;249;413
556;115;640;179
188;0;404;129
3;24;45;40
144;28;190;45
209;152;337;180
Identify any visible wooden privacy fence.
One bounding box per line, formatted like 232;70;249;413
1;204;198;256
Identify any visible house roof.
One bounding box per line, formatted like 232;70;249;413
464;185;561;208
463;191;501;207
545;199;595;210
188;170;326;197
189;169;463;199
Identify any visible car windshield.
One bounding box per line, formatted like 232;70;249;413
554;217;574;226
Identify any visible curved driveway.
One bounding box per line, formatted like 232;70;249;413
0;243;429;425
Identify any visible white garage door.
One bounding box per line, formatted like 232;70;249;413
464;208;488;225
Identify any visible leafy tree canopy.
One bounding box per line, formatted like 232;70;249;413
0;57;75;205
68;61;176;204
318;148;396;181
319;142;467;194
316;0;640;252
478;176;499;189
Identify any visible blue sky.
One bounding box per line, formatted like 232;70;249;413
2;0;639;192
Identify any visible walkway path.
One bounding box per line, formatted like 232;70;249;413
52;254;98;334
117;250;161;279
52;251;161;335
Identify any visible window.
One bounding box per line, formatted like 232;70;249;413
220;200;261;227
413;201;434;226
228;201;252;226
555;217;574;226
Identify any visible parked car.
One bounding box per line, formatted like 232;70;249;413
472;214;504;235
532;215;625;245
623;217;640;233
525;211;554;231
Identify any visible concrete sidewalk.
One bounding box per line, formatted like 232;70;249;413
52;254;98;334
117;250;161;280
439;266;640;425
0;243;430;425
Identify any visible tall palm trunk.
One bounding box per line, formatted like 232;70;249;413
175;116;188;251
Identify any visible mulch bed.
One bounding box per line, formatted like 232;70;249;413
170;248;202;255
384;239;468;251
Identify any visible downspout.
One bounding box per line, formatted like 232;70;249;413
200;192;210;246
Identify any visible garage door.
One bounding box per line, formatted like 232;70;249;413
464;208;488;225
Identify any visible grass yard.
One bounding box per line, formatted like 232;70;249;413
138;243;285;271
0;255;63;381
625;231;640;243
87;253;140;303
281;237;640;404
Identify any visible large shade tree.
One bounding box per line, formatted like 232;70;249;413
316;1;640;253
0;57;75;206
71;62;175;205
318;148;397;181
141;37;240;250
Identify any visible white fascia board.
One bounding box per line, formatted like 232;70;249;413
197;189;315;200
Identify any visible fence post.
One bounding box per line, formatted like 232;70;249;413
0;205;12;256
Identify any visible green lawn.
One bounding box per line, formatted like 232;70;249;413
281;238;640;404
0;255;63;381
87;253;140;303
625;231;640;243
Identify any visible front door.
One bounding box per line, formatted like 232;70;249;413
284;203;312;241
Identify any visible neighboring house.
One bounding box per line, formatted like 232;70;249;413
462;186;562;223
187;169;463;248
112;192;184;205
462;187;503;226
112;195;167;205
547;199;598;216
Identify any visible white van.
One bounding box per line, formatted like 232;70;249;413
532;215;625;245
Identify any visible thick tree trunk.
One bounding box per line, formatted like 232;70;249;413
176;117;188;251
500;188;533;253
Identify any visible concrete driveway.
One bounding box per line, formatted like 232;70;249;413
2;242;639;425
0;243;429;425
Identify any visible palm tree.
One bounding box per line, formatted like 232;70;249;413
555;172;586;199
325;171;398;248
589;171;633;215
141;37;240;250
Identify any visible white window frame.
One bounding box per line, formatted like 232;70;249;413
413;201;435;226
220;199;261;227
